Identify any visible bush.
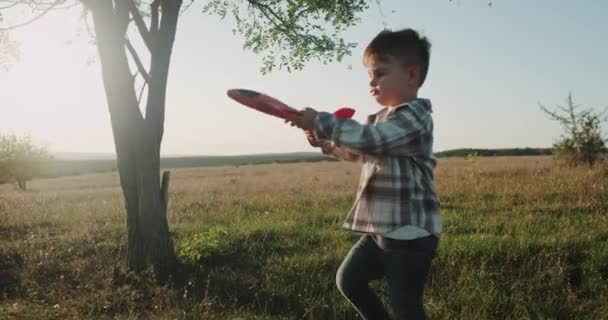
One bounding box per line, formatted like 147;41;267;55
540;93;607;166
0;133;50;190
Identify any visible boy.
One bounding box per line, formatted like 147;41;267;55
286;28;441;320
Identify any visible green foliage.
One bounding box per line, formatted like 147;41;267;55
0;133;50;189
203;0;370;74
540;93;607;166
1;0;372;74
0;303;56;320
177;227;231;263
466;151;479;162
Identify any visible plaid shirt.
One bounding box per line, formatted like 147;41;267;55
313;98;441;237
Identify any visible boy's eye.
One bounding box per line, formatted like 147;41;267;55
368;68;386;80
374;70;386;78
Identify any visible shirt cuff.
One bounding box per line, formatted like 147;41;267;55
313;112;336;140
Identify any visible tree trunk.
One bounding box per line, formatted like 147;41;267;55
87;0;180;282
16;179;26;191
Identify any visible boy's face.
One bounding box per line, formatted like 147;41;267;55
367;55;419;107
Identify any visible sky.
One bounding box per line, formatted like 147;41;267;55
0;0;606;156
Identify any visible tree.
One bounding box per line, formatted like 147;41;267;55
0;133;50;190
0;32;19;70
539;93;607;166
1;0;371;282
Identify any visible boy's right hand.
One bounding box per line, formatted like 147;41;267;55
305;130;320;147
304;130;335;155
318;140;336;155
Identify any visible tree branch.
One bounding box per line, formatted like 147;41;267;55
0;1;20;10
294;6;315;22
115;0;130;33
144;0;181;144
126;0;153;51
0;0;79;11
0;0;63;31
150;0;160;33
567;93;579;135
246;0;299;46
125;38;151;83
137;81;148;105
179;0;195;15
246;0;332;52
539;102;569;124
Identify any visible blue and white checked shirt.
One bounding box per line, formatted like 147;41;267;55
313;98;441;237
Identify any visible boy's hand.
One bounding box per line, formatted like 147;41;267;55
305;130;320;147
285;107;318;131
318;140;335;155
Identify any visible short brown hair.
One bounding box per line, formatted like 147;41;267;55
363;28;432;87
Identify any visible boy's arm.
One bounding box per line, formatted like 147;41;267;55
306;130;361;162
319;140;362;162
313;106;432;157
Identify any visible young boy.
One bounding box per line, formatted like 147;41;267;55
287;28;441;320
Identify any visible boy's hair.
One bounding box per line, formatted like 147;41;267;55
363;28;432;87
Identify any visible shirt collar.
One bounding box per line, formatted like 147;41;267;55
367;101;412;123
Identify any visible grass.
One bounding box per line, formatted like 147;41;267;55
1;156;607;319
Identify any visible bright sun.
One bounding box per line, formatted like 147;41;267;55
0;10;113;152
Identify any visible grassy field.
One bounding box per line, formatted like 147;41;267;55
44;149;552;178
1;156;607;319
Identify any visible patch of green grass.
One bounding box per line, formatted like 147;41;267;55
0;303;56;320
1;158;607;319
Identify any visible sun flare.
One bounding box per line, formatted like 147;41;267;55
0;11;110;152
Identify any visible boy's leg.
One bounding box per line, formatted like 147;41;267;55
336;235;391;320
376;235;438;320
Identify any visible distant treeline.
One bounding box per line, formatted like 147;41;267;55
40;148;553;178
435;148;553;158
45;159;118;177
44;153;335;177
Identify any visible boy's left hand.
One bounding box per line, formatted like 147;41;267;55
285;107;318;131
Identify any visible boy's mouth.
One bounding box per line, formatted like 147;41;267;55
370;88;380;96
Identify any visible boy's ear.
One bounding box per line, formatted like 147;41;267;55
406;65;421;87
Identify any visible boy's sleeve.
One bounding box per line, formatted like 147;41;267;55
319;140;362;162
313;107;431;157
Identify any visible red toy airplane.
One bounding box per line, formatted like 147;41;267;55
227;89;355;120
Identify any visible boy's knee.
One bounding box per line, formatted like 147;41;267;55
336;267;361;298
335;267;347;292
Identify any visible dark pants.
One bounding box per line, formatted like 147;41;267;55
336;234;438;320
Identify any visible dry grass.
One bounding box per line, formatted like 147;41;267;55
1;156;607;319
